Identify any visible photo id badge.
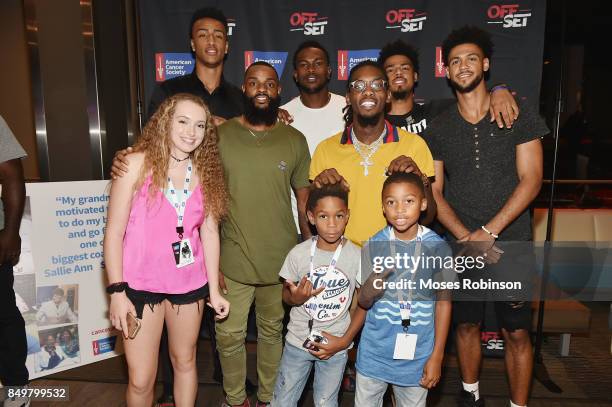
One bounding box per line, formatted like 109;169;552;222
172;238;195;268
393;333;418;360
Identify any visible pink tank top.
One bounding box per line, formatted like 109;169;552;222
122;176;208;293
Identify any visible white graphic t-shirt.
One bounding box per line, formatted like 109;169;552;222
282;93;346;231
279;238;361;351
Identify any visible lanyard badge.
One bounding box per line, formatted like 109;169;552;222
388;226;423;359
389;226;422;332
302;237;343;351
168;159;195;268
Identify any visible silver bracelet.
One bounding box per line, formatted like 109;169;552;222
481;225;499;239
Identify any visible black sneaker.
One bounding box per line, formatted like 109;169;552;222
457;390;485;407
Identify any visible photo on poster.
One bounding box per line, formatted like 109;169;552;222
13;196;34;275
35;284;79;327
35;324;80;373
13;272;36;324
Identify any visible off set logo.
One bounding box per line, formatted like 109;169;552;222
289;12;328;36
385;9;427;32
486;4;532;28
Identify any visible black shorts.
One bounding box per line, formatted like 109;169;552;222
125;284;209;319
453;300;532;332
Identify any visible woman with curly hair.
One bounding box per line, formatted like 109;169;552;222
103;93;230;406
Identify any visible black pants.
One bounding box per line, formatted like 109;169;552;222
0;262;28;386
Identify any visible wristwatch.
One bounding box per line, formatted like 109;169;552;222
106;282;128;294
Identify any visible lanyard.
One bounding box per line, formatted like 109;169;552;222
389;226;422;331
309;236;344;276
306;236;345;332
166;159;192;239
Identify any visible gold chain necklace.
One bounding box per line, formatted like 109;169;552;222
247;128;269;146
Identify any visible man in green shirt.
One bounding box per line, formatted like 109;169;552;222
216;61;311;407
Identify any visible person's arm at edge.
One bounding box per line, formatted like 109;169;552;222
0;158;25;265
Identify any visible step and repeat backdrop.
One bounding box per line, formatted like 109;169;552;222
139;0;546;117
139;0;547;357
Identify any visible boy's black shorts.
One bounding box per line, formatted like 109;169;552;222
453;300;532;332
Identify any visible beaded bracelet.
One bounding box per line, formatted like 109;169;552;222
481;225;499;239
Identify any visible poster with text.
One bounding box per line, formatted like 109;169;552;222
12;181;123;379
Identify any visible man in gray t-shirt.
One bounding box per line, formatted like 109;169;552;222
0;114;29;390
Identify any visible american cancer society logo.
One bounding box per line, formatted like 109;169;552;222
92;335;117;356
337;49;380;80
155;53;195;82
434;46;445;78
244;51;288;79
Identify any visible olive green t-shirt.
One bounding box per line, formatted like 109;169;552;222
218;118;311;285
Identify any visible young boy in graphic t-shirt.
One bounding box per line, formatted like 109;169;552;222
272;184;366;407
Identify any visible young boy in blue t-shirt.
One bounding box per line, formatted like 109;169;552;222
355;172;452;407
272;184;367;407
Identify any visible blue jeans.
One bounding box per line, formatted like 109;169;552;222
354;371;427;407
272;342;348;407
